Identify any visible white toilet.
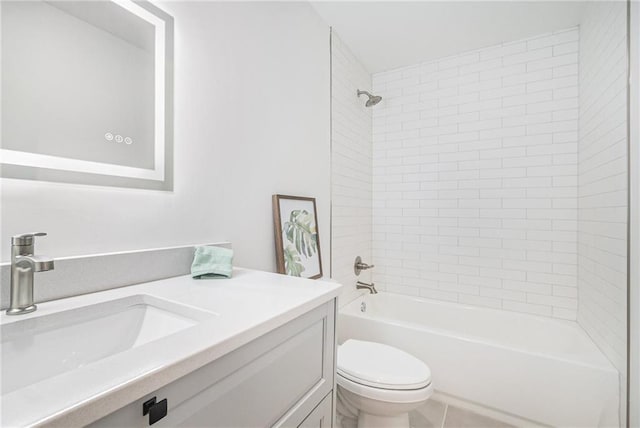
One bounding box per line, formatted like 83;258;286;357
336;339;433;428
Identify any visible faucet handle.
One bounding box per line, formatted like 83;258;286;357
354;256;375;275
12;232;47;246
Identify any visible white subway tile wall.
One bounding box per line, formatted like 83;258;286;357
371;28;580;319
331;32;373;305
578;2;628;373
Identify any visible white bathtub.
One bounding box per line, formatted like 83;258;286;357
338;293;620;427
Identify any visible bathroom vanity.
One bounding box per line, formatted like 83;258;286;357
0;269;341;427
90;300;335;427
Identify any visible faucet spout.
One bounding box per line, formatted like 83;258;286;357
356;281;378;294
15;255;55;272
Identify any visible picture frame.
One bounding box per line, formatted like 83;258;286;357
272;194;323;279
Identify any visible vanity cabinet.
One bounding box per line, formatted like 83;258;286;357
89;300;336;427
297;394;332;428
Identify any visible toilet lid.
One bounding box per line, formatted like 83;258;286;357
337;339;431;390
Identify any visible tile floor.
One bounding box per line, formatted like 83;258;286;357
409;400;516;428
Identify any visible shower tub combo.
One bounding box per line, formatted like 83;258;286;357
339;293;619;427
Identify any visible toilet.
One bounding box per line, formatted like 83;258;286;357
336;339;433;428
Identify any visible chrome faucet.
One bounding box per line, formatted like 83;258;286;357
356;281;378;294
7;233;54;315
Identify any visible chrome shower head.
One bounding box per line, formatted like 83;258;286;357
357;90;382;107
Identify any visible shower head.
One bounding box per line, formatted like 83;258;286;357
357;90;382;107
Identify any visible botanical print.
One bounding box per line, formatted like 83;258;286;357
283;245;305;277
273;195;322;279
282;209;318;276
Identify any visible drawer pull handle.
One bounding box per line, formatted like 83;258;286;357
143;396;168;425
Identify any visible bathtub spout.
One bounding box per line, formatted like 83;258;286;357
356;281;377;294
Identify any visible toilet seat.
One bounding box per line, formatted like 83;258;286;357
337;340;432;390
337;372;434;404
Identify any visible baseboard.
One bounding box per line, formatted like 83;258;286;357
431;391;550;428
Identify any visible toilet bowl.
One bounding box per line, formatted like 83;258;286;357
336;339;433;428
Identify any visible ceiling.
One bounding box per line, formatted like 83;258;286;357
311;1;587;74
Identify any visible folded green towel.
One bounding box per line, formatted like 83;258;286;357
191;246;233;279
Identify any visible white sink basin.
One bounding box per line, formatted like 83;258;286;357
1;295;215;394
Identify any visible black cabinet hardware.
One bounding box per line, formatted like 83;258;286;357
142;396;168;425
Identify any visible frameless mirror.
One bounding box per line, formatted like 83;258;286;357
1;0;173;190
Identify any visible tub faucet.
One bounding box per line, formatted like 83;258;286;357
357;281;377;294
7;232;54;315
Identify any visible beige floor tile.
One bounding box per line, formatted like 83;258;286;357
410;400;447;428
443;405;516;428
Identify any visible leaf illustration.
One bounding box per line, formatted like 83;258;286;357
284;245;305;276
283;209;318;259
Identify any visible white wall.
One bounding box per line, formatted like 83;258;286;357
371;28;580;319
577;0;628;377
0;1;331;276
330;31;372;305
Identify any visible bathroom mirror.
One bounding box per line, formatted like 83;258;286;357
1;0;173;190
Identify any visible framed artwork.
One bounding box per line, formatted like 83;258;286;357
272;194;322;279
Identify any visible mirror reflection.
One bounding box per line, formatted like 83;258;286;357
1;0;171;189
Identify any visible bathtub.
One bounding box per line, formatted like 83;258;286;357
338;293;619;427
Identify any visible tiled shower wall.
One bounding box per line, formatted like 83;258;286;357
578;1;628;374
371;28;580;319
330;31;373;306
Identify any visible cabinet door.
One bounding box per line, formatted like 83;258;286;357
175;319;325;427
299;393;332;428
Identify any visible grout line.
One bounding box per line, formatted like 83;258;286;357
441;404;449;428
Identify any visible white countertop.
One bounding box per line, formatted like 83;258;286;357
0;268;342;427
